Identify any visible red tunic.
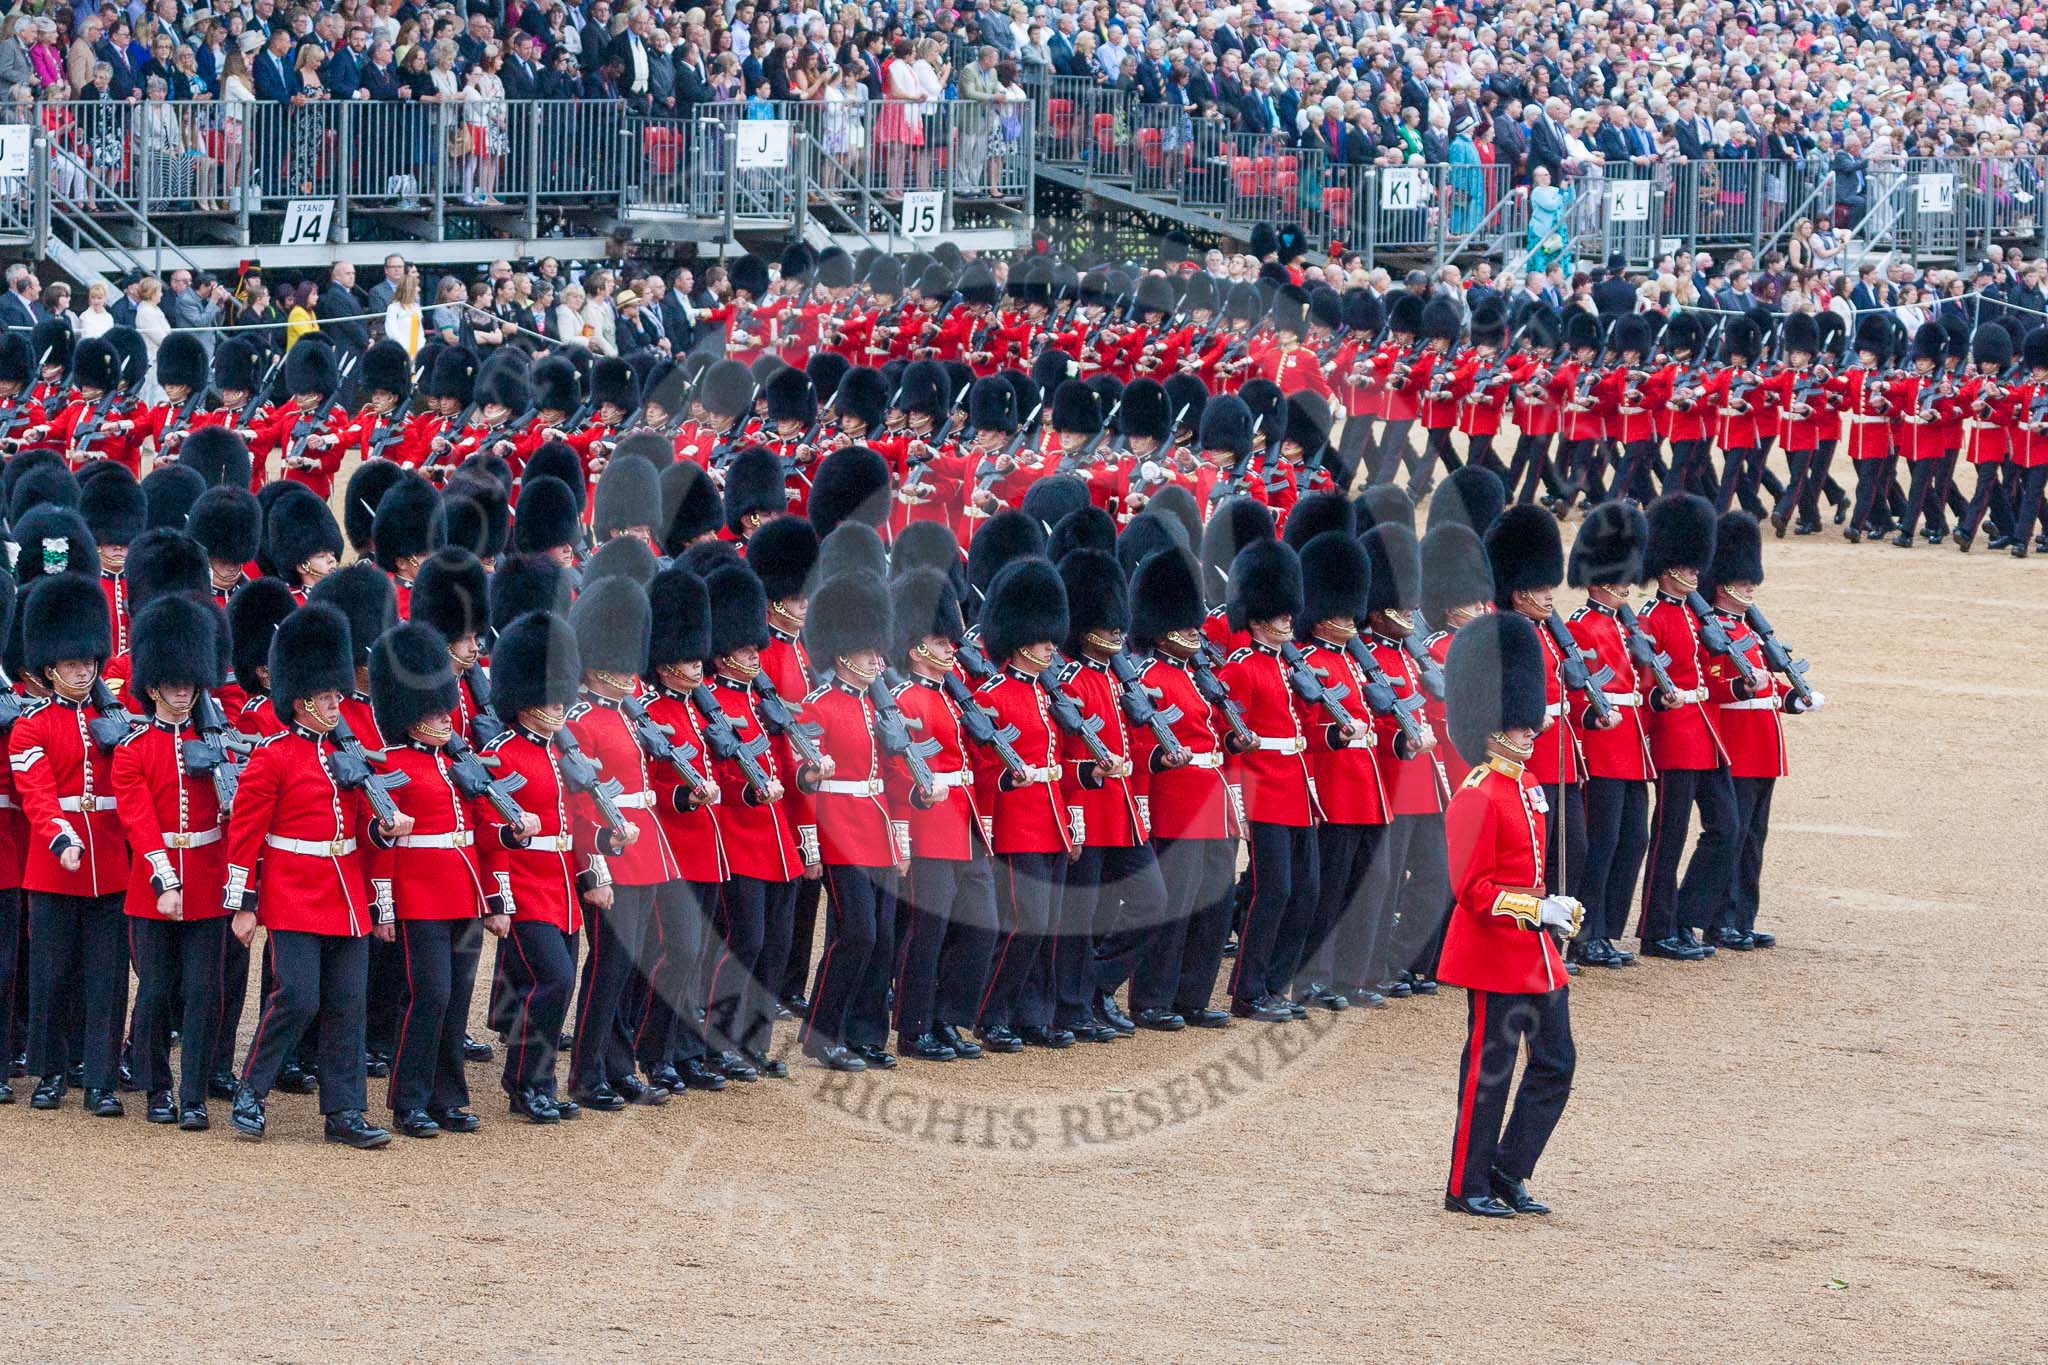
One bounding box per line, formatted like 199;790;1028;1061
1366;633;1448;815
643;686;728;884
223;727;375;936
703;676;801;882
478;725;584;935
1296;639;1388;826
1437;757;1567;995
111;717;229;920
1636;594;1727;771
1704;609;1790;780
1053;658;1146;848
886;674;984;862
1129;653;1236;841
789;677;896;868
9;696;130;896
967;669;1072;855
564;695;679;886
365;743;505;921
1566;604;1653;782
1215;644;1315;827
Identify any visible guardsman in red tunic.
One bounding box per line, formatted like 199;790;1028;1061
253;340;354;499
1505;308;1565;506
2008;326;2048;558
791;573;901;1071
757;368;825;520
188;481;262;610
1438;611;1582;1220
1050;550;1168;1042
478;613;590;1123
112;598;231;1130
1368;293;1431;486
0;330;45;447
1563;504;1652;970
1654;314;1715;498
1452;300;1515;479
1409;296;1466;493
132;332;211;463
1700;513;1823;950
1633;494;1738;961
1839;317;1901;543
563;578;680;1110
10;571;131;1115
1289;531;1387;1011
80;464;146;656
24;334;144;473
674;359;757;474
1215;540;1320;1023
1124;546;1242;1028
1883;321;1963;546
367;472;442;621
1604;313;1665;505
1551;311;1608;512
392;348;476;477
226;604;410;1148
969;558;1076;1049
885;570;997;1060
1955;319;2019;553
1253;285;1338;402
746;516;822;1014
637;567;731;1095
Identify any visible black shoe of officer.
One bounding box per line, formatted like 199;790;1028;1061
1564;961;1580;976
1443;1192;1517;1219
65;1062;83;1087
30;1075;65;1109
179;1104;209;1131
716;1051;759;1082
430;1107;481;1132
648;1065;687;1093
1135;1008;1186;1031
461;1035;493;1063
276;1063;317;1094
0;1080;11;1104
394;1108;442;1139
571;1083;627;1112
803;1042;867;1072
900;1033;958;1061
1602;939;1636;966
208;1068;239;1100
1677;927;1717;956
1305;987;1349;1011
1749;929;1777;948
1891;532;1914;548
325;1110;393;1149
1230;995;1292;1023
1711;926;1756;951
1641;935;1707;961
780;994;811;1017
1378;978;1414;999
7;1050;23;1078
975;1025;1025;1054
363;1051;390;1079
1400;971;1440;995
1095;993;1138;1036
744;1049;789;1079
1018;1025;1076;1049
1572;938;1615;967
550;1094;582;1120
1489;1168;1551;1215
937;1024;983;1059
678;1058;730;1091
616;1074;670;1106
146;1089;178;1124
510;1088;560;1124
230;1085;266;1139
853;1044;898;1070
1180;1006;1231;1028
86;1088;125;1117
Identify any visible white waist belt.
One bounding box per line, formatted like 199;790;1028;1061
817;778;885;797
395;830;476;849
1254;735;1307;754
525;834;574;853
1184;751;1224;768
58;795;115;812
930;770;973;790
611;789;657;810
164;827;223;849
266;834;359;857
1602;691;1641;708
1016;764;1061;785
1723;696;1782;711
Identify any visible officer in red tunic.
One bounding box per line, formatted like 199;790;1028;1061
480;612;588;1123
1438;610;1582;1219
1700;512;1823;949
1634;494;1737;961
226;604;409;1148
2008;326;2048;558
11;571;132;1115
23;334;141;472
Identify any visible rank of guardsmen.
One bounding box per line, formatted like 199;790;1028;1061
0;227;1835;1217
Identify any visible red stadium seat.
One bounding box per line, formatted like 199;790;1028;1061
644;125;681;175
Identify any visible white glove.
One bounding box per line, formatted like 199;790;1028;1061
1538;895;1581;934
1806;691;1827;711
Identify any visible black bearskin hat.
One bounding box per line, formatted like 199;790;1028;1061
344;457;408;556
1641;492;1717;581
1421;524;1495;627
890;520;961;582
589;357;637;414
1281;490;1352;550
11;504;96;589
1973;320;2013;369
426;346;478;404
123;527;207;614
1127;543;1204;649
30;317;72;376
513;477;581;555
968;375;1019;433
308;561;397;667
647;565;712;670
1198;394;1252;458
833;366;891;432
705;561;770;658
1050;379;1101;437
1388;293;1425;336
570;575;650;676
24;573;112;673
818;521;887;586
581;534;659;590
2027;326;2048;373
0;332;31;388
1058;548;1128;653
359;338;413;400
1444;610;1548;763
1031;347;1078;406
981;557;1068;661
723;447;788;534
210;335;260;395
805;570;892;663
808;445;891;540
1703;510;1765;594
188;486;261;565
491;611;581;718
79;463;146;547
1281;390;1333;461
660;461;724;554
1358;483;1415;534
8;458;77;524
1780;311;1820;358
411;548;489;641
1048;505;1115;563
1297;531;1370;633
489;553;573;633
179;425;252;490
530;354;581;415
592;454;662;541
967;509;1045;598
1721;315;1761;363
286;337;340;397
1484;504;1565;607
1609;312;1653;358
155;331;209;391
806;353;851;412
1120;378;1171;444
268;602;356;715
1269;283;1310;337
729;255;770;298
265;484;343;586
1225;539;1303;631
1421;295;1462;343
888;567;964;663
1568;501;1647;589
747;514;819;602
72;336;119;392
699;359;756;420
143;463;207;532
371;473;446;572
522;441;586;513
1114;510;1184;580
369;622;461;743
609;429;675;470
1199;495;1275;609
764;367;817;426
228;577;295;694
1144;483;1201;556
1020;474;1090;536
1364;522;1421;615
1427;464;1507;538
442;476;510;561
893;360;950;423
131;594;222;693
1663;312;1703;356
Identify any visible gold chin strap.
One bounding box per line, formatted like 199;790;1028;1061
1318;620;1360;642
1383;608;1414;634
1163;630;1202;654
49;673;93;703
298;708;338;734
1017;645;1054;671
1667;569;1699;592
1084;630;1123;653
412;719;454;744
837;657;880;686
1490;730;1535;762
720;656;762;682
1445;606;1481;627
1723;586;1757;608
523;712;563;738
148;689;195;723
592;669;639;694
913;641;954;667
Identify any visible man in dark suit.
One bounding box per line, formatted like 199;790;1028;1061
95;26;139;100
1186;54;1219;107
362;38;403;99
323;26;367;101
253;27;299;103
502;31;542;101
1832;136;1870;227
0;270;41;336
1593;109;1629;167
317;262;371;354
1527;98;1569;183
1673;100;1714;161
1240;73;1282;135
1493;102;1529;178
1593;254;1637;318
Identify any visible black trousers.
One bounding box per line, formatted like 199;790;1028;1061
365;932;404;1060
242;929;369;1115
501;918;575;1097
1775;441;1838;527
706;874;782;1058
1639;765;1739;940
1447;987;1575;1199
2009;465;2048;546
1957;461;2014;541
1898;455;1954;537
754;879;798;1051
1579;776;1650;942
1342;812;1411;990
895;850;997;1039
806;863;896;1051
128;914;230;1106
1465;433;1504;478
1370;418;1415;485
1408;425;1460;488
1386;810;1452;982
389;917;484;1115
1558;437;1603;504
1612;438;1661;504
1509;432;1562;505
1539;778;1588;900
1666;437;1715;498
779;876;822;1004
1075;840;1169;1014
569;882;655;1094
26;890;127;1089
212;931;250;1079
1132;835;1237;1014
0;889;21;1066
981;850;1065;1032
1716;446;1767;515
1299;821;1382;995
635;878;717;1071
1726;776;1776;935
1337;411;1377;486
1230;821;1319;1004
1850;454;1899;536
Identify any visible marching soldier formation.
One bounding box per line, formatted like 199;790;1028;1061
0;231;1834;1216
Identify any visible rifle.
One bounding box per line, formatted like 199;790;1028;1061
1038;656;1116;769
1542;611;1619;728
284;351;361;469
67;391;123;460
937;671;1031;783
328;714;411;826
1057;395;1123;475
1189;642;1257;752
363;381;423;464
956;632;997;682
183;689;255;811
867;674;943;800
1276;640;1362;735
619;693;717;803
1207;411;1263;506
1685;591;1767;695
970;393;1044;507
1342;635;1429;759
86;679;137;751
238;349;288;427
551;724;631;846
752;675;827;772
1743;604;1816;711
1399;631;1446;702
441;729;531;826
1613;602;1681;704
424;399;478;477
1105;651;1188;765
688;682;778;800
159;383;215;449
0;686;21;734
